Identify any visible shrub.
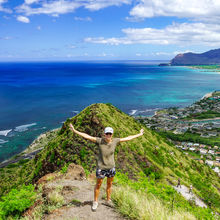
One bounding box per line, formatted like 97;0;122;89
0;184;36;219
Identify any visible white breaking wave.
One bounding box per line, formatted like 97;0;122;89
14;123;37;132
72;110;79;114
138;108;161;113
129;110;138;116
0;129;12;136
0;139;8;144
129;108;160;116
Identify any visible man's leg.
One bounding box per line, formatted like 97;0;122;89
106;177;114;201
94;178;103;202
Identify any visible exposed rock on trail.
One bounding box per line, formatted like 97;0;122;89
173;185;207;208
24;164;124;220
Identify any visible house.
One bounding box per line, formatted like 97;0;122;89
200;134;210;138
170;115;178;119
174;128;187;134
200;149;207;154
189;147;196;151
214;162;220;167
207;155;212;160
205;160;214;166
213;167;219;173
207;132;217;137
175;145;182;149
200;144;206;148
208;150;215;155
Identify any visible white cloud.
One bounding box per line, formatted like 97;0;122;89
129;0;220;22
16;0;131;16
17;0;80;16
25;0;39;4
84;0;131;11
85;22;220;46
74;16;92;21
37;25;41;30
17;15;30;23
97;52;114;57
68;44;76;49
0;0;12;13
0;36;12;40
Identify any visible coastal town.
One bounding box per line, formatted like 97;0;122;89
135;91;220;176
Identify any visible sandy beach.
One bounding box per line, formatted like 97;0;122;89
201;92;213;100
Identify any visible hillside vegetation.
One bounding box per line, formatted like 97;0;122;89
0;103;220;219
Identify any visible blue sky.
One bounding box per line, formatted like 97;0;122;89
1;0;220;61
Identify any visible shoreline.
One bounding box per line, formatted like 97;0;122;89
183;65;220;74
201;92;213;100
0;128;60;168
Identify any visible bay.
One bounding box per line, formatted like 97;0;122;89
0;61;220;162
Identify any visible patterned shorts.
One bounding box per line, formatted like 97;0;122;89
96;167;116;179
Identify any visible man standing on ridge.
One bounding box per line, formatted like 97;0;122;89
69;123;144;211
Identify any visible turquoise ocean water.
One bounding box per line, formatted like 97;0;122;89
0;61;220;162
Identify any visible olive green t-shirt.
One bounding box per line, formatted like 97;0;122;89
96;137;120;170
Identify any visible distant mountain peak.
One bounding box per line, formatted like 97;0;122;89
171;48;220;65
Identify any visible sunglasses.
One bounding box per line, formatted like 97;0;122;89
105;133;112;135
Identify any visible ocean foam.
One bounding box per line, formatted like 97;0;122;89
14;123;37;132
0;129;12;136
72;110;79;114
0;139;8;144
129;110;138;116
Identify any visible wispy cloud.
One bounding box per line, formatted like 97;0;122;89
16;0;80;16
0;36;12;40
84;0;131;11
85;22;220;46
24;0;39;4
17;15;30;23
74;16;92;21
0;0;12;13
16;0;131;16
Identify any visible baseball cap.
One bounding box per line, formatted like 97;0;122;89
104;127;114;134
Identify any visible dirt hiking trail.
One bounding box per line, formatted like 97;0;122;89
24;164;125;220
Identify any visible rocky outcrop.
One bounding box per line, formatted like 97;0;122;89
170;48;220;65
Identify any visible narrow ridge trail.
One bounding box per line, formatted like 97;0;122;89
24;164;125;220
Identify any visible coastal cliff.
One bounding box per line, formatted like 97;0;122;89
170;48;220;65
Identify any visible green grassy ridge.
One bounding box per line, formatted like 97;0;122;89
0;103;220;216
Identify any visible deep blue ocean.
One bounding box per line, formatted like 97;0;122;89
0;61;220;162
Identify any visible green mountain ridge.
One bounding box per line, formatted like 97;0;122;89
0;103;220;219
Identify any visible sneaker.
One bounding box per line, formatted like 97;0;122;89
92;201;98;211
